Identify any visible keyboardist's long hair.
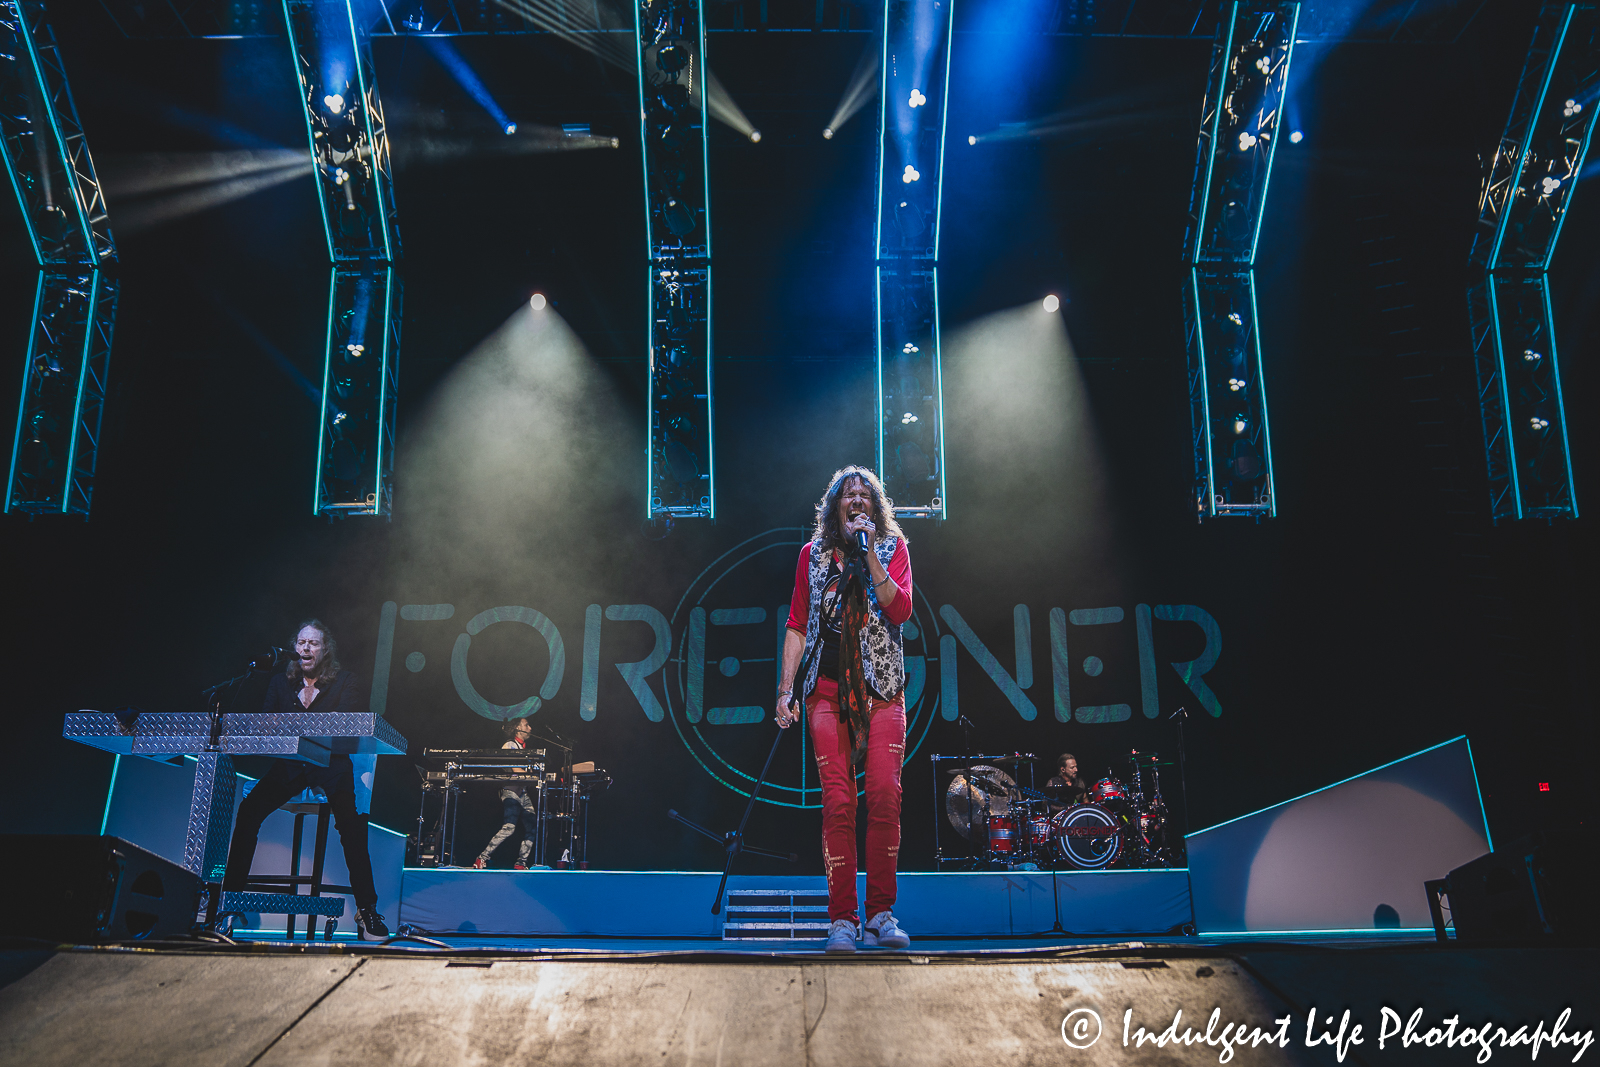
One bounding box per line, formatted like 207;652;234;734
286;618;342;687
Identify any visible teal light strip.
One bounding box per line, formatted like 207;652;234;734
313;267;336;514
636;0;653;520
4;274;46;513
99;753;121;835
1487;6;1571;271
283;0;336;260
0;126;42;265
697;0;714;521
930;267;947;517
873;263;884;477
1484;277;1523;518
872;0;889;258
931;0;955;262
344;0;392;262
1247;271;1276;516
60;269;100;514
1538;277;1578;518
1464;735;1493;853
1247;2;1299;265
1198;927;1437;938
372;265;394;512
1189;269;1215;512
1545;64;1598;267
1189;1;1238;266
18;13;95;258
1187;734;1477;838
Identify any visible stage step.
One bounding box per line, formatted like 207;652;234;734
722;888;830;940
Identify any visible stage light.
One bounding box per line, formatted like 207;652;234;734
967;135;976;145
902;342;919;354
505;123;517;135
324;93;345;114
1238;132;1258;151
908;88;926;108
1523;348;1543;363
1233;415;1248;435
1228;312;1243;325
1042;295;1060;313
1530;416;1550;430
1564;99;1583;117
1228;377;1246;392
749;130;762;143
1541;176;1561;195
1289;130;1303;143
901;412;918;424
823;127;834;140
346;342;364;357
530;293;547;311
902;164;920;183
332;410;348;425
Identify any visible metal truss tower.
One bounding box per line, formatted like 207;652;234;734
638;0;714;520
1;0;118;518
874;0;953;520
1181;0;1298;521
284;0;401;518
1466;2;1595;523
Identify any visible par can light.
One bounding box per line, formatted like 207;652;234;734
530;293;547;311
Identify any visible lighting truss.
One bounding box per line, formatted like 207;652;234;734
0;0;118;518
1466;2;1594;523
637;0;714;520
285;0;402;518
1181;0;1298;521
874;0;954;521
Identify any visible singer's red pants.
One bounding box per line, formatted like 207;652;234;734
808;676;906;924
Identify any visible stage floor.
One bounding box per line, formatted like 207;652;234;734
3;934;1591;1067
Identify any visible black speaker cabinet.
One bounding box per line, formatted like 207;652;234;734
1445;837;1558;941
0;835;200;942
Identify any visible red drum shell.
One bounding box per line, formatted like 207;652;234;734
1091;777;1127;802
987;815;1017;853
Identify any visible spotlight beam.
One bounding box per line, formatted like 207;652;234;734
824;42;878;136
422;36;515;134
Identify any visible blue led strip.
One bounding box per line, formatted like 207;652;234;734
1246;272;1276;517
313;268;336;515
1247;2;1299;264
3;275;46;513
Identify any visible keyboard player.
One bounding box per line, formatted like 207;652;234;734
471;717;539;869
221;619;389;937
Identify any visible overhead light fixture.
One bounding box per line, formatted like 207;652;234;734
1288;130;1303;143
323;93;346;114
1523;348;1542;363
1228;377;1245;392
967;135;977;145
505;122;517;135
530;293;547;311
1042;295;1060;313
901;412;918;424
1541;176;1561;195
908;88;926;108
902;164;920;183
1233;416;1248;435
1564;98;1583;117
823;127;834;140
1530;416;1550;430
749;130;762;143
1238;132;1258;151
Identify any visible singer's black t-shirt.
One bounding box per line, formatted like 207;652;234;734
817;554;844;681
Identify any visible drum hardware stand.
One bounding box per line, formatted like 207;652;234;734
1169;706;1191;837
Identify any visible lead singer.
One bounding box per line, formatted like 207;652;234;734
776;466;913;953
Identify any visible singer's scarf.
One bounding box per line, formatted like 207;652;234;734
837;563;873;767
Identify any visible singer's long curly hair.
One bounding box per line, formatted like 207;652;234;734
286;618;342;687
811;465;907;555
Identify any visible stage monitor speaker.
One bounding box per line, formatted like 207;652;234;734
1443;836;1558;941
0;835;201;943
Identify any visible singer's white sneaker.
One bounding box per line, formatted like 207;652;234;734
825;919;859;954
863;911;910;949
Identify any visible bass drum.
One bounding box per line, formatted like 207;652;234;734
1049;802;1127;869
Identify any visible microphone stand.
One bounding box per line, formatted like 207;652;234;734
670;541;870;915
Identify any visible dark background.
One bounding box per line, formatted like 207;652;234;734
1;0;1591;876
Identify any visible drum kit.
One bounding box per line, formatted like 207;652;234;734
939;750;1181;870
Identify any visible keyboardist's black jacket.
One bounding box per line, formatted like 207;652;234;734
258;669;366;792
260;668;365;715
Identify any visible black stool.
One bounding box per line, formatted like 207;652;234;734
239;801;354;940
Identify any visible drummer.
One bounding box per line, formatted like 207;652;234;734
1043;752;1089;811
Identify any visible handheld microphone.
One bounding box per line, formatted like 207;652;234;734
855;528;871;556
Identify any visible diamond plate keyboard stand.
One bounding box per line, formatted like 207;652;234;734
63;711;408;883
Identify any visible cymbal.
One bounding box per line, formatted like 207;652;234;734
944;768;1015;841
987;753;1037;765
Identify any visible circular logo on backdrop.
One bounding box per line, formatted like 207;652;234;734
663;528;941;808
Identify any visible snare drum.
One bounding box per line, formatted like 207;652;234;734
987;815;1018;853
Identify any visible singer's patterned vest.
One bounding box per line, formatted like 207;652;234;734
800;537;906;702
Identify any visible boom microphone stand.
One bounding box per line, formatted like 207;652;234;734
669;542;872;915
